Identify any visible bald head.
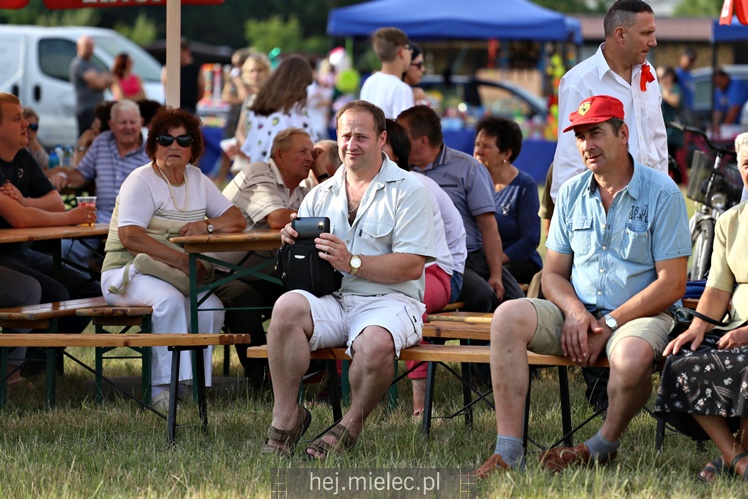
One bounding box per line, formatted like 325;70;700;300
77;36;94;59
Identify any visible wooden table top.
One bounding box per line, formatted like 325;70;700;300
0;223;109;244
170;228;282;253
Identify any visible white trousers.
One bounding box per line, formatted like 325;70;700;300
102;267;224;386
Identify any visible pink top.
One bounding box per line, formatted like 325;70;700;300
118;74;142;98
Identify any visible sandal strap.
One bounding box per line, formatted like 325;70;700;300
328;423;357;449
261;405;310;456
730;452;748;475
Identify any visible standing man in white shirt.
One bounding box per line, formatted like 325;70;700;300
360;27;414;119
551;0;667;202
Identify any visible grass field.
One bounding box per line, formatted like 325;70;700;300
1;344;745;498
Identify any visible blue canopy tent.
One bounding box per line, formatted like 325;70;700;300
327;0;582;43
712;16;748;42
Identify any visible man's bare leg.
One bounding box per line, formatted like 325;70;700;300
266;293;314;447
307;326;395;458
492;300;538;438
600;337;655;444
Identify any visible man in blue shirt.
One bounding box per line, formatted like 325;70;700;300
674;47;696;111
475;95;691;478
713;69;748;131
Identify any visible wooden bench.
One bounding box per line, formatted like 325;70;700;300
76;305;153;404
0;298;154;405
0;332;251;442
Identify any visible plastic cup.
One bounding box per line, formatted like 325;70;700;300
76;196;96;226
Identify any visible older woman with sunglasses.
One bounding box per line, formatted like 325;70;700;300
22;108;49;170
100;107;246;408
403;44;429;107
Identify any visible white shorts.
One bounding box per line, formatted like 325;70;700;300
290;291;426;359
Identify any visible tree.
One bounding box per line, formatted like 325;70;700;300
244;15;328;55
114;13;158;47
673;0;721;17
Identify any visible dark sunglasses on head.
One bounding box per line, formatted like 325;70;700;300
28;123;39;131
156;134;193;147
411;62;424;69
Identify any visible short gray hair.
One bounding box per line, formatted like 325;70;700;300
110;99;141;121
271;127;310;159
735;132;748;161
316;139;342;169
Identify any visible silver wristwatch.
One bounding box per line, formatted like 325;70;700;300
604;313;618;332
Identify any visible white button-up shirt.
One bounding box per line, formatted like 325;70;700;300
551;44;668;201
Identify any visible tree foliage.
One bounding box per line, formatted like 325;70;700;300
244;15;328;55
533;0;610;14
114;13;158;47
673;0;721;17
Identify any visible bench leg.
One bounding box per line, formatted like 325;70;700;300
95;346;105;404
341;360;350;406
167;347;181;443
223;344;230;376
326;360;342;422
422;361;436;436
0;347;8;408
45;348;56;408
142;347;152;406
192;347;208;434
558;367;573;447
461;361;473;428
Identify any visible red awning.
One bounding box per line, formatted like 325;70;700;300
42;0;222;7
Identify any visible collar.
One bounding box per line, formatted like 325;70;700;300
585;154;641;199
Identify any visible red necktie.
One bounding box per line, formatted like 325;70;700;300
640;64;655;92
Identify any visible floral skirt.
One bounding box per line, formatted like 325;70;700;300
654;343;748;441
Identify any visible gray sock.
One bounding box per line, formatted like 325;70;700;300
494;435;526;471
584;430;620;460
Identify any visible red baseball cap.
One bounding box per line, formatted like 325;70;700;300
562;95;625;133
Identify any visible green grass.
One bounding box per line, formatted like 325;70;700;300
1;346;745;498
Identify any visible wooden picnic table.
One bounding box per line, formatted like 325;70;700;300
0;223;109;279
169;229;283;334
0;223;108;244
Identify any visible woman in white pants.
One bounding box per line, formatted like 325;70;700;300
100;107;246;408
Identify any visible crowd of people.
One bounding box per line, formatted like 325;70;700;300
2;0;748;484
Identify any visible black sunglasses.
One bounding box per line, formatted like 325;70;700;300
28;123;39;131
411;62;424;69
156;134;193;147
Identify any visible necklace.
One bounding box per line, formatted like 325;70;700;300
155;162;189;212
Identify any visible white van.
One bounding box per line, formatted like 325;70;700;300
0;25;164;147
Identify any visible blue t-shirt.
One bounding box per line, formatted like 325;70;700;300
715;79;748;123
674;67;694;109
493;169;542;270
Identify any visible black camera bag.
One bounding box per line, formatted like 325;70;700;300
275;238;342;297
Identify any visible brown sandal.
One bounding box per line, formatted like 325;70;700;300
306;423;357;460
260;405;311;457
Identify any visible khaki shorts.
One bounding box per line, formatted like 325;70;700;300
290;290;425;359
524;298;673;362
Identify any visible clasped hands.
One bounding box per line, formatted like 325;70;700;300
561;309;613;367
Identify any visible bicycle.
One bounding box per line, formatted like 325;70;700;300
667;122;743;280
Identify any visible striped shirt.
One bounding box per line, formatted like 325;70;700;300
76;131;149;224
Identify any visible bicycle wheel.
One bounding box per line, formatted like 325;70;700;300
689;218;714;281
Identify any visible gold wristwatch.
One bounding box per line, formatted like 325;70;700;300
349;254;361;275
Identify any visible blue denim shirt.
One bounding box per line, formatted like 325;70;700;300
547;160;691;313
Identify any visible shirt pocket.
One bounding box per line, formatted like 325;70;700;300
566;217;593;255
620;222;652;265
356;220;394;255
